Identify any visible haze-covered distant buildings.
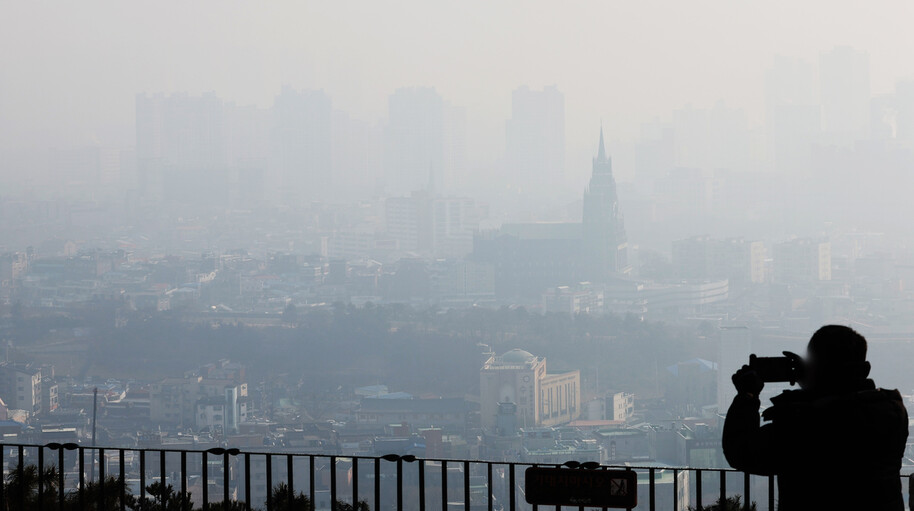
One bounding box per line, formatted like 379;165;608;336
473;128;628;297
383;87;466;195
672;237;766;284
505;85;565;188
273;87;333;203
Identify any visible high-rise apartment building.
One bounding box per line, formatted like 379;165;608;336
273;87;332;203
384;87;445;195
505;86;565;188
0;363;43;415
672;237;766;285
772;238;832;282
764;56;820;170
136;92;229;201
149;373;248;432
820;46;870;143
384;190;488;258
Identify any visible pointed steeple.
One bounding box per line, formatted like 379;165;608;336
597;124;607;161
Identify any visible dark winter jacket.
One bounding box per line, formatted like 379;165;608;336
723;379;908;511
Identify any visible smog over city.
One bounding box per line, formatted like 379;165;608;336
1;2;914;510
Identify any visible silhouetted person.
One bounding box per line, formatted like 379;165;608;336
723;325;908;510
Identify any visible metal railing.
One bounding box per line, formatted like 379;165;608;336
0;442;899;511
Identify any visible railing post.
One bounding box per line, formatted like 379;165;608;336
486;462;493;511
374;458;380;511
332;455;339;511
223;451;230;505
181;450;187;510
720;469;726;505
244;453;251;511
648;467;655;511
120;449;127;511
397;457;403;511
696;469;703;510
37;445;44;511
265;454;272;511
201;451;208;509
354;457;360;508
418;459;425;511
99;447;106;510
17;444;24;509
58;446;65;508
139;450;146;510
160;450;167;505
508;463;515;511
442;460;448;511
464;461;471;511
77;446;84;511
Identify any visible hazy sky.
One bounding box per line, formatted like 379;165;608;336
3;0;914;174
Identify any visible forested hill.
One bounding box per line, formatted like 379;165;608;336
5;304;716;396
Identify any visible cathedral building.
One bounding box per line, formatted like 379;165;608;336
583;127;629;279
473;128;629;300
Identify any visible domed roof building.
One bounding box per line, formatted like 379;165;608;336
496;349;536;365
480;348;580;431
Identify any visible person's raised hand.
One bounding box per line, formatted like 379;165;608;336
732;365;764;397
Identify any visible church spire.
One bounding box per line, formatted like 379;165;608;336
597;124;607;161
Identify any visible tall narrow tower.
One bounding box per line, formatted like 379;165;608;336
582;127;628;280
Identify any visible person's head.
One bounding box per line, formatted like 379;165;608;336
803;325;870;392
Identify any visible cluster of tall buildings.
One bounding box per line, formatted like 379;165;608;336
133;84;565;205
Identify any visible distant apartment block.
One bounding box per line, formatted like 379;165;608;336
583;391;634;422
384;191;488;258
541;282;603;315
772;238;832;282
0;363;45;416
149;372;248;433
355;396;469;431
672;236;766;284
604;279;729;317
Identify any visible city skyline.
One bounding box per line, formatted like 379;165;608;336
2;3;914;508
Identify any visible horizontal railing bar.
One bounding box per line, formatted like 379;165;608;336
0;443;745;471
3;442;912;479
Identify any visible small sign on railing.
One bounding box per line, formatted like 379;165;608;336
524;466;638;509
